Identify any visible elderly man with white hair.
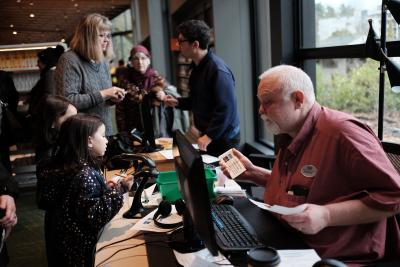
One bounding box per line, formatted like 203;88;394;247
221;65;400;266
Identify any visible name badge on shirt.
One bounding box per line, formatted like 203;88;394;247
301;165;317;178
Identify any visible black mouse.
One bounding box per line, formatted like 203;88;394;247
214;195;234;205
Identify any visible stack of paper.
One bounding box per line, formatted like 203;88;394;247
214;186;246;197
278;249;321;267
214;179;246;197
174;248;233;267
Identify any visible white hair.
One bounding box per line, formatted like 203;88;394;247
259;65;315;104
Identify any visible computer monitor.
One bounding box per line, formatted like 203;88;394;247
174;129;219;256
139;94;163;152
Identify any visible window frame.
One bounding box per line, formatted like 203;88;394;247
297;0;400;143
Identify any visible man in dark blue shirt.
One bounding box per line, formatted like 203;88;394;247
164;20;240;156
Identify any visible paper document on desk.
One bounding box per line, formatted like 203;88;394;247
159;149;174;160
131;206;182;233
201;154;219;164
214;186;246;197
158;149;219;165
278;249;320;267
214;178;247;197
173;248;233;267
249;198;307;215
192;144;199;150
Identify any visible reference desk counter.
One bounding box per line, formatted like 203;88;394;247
95;197;149;267
143;150;174;172
95;197;308;267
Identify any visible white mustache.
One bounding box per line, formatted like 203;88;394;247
260;114;270;122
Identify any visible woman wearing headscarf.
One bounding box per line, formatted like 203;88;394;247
116;45;189;137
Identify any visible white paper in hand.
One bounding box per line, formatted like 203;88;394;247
249;198;307;215
218;149;246;179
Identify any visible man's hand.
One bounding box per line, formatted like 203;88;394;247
219;148;255;180
198;135;212;152
282;204;330;235
163;95;178;107
0;195;17;240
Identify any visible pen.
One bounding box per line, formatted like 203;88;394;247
288;185;309;196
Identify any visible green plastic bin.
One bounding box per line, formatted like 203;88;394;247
156;169;216;202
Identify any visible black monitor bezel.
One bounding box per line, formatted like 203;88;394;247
139;94;162;152
174;130;219;256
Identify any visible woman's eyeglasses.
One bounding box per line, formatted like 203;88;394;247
98;33;112;40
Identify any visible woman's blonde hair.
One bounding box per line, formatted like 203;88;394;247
70;13;114;62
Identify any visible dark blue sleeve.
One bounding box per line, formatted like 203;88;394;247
204;70;237;140
177;96;192;110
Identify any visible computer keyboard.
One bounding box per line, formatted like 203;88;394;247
211;204;264;251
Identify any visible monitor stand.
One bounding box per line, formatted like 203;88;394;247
169;207;205;253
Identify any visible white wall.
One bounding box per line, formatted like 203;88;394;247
212;0;254;145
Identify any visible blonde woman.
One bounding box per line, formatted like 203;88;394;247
55;13;126;136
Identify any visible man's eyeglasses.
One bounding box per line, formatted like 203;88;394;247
99;33;112;40
177;38;189;45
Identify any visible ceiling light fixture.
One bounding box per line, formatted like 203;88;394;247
30;13;35;18
74;3;78;7
12;31;17;35
61;39;66;43
29;2;34;6
10;24;14;28
0;42;60;52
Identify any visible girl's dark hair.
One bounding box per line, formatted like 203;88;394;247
36;95;72;147
54;113;104;173
176;20;211;50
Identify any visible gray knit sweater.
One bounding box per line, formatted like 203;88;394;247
55;50;113;135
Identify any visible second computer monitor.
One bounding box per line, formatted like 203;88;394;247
139;94;162;152
174;130;219;256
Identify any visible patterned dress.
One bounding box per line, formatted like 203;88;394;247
37;163;124;266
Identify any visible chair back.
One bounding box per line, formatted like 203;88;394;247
382;141;400;174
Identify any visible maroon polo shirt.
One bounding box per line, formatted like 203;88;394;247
265;103;400;266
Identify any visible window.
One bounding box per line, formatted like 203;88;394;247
300;0;400;143
111;9;134;66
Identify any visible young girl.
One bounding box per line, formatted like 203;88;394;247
37;113;131;266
